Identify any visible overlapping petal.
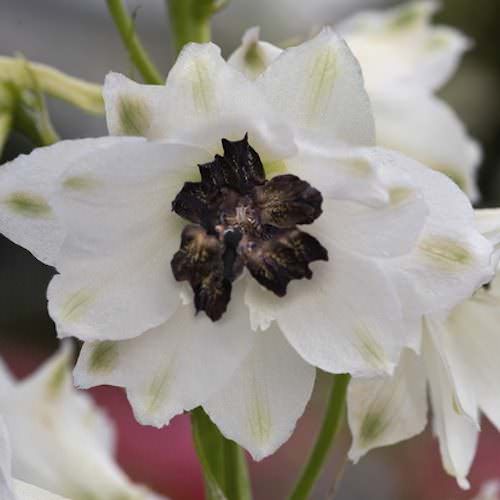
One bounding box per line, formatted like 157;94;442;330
256;28;375;148
74;286;255;428
103;72;169;139
228;27;281;80
372;90;480;201
203;325;316;460
347;349;427;461
48;139;207;341
0;345;156;499
423;331;478;490
246;246;419;377
0;137;124;266
377;150;493;317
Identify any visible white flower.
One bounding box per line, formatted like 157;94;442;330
0;29;493;459
1;416;68;500
346;209;500;490
338;0;480;200
0;344;161;499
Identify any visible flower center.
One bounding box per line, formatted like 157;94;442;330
171;134;328;321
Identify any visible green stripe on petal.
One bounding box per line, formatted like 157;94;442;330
4;191;52;218
419;236;472;268
307;47;337;124
88;341;119;374
117;95;151;136
61;289;95;322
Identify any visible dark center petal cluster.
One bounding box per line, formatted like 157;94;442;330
171;134;328;321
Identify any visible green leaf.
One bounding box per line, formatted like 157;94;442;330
191;407;252;500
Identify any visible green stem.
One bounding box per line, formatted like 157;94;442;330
191;407;252;500
0;112;13;156
167;0;229;54
106;0;163;84
0;57;103;114
222;437;251;500
289;374;351;500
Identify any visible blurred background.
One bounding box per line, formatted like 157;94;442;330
1;0;500;499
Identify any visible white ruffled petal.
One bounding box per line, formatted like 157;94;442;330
0;345;151;499
339;1;470;92
377;149;493;316
0;137;125;266
423;331;478;490
443;276;500;429
13;480;69;500
253;245;420;377
285;145;390;208
372;91;480;202
47;139;207;341
0;418;15;500
74;287;255;428
257;28;375;148
475;209;500;262
309;148;428;258
103;72;168;138
347;349;428;462
228;27;281;80
203;325;315;460
154;42;295;163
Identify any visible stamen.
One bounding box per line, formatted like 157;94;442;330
171;135;328;320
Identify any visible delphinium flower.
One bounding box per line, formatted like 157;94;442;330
0;28;494;461
0;344;162;499
1;416;68;500
347;209;500;489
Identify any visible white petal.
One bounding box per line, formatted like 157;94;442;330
47;139;207;341
339;1;470;92
309;148;428;258
247;246;418;377
203;325;315;460
372;91;480;201
257;28;375;148
154;42;295;163
0;345;148;499
228;27;281;80
0;418;16;500
377;149;494;316
475;208;500;254
74;286;255;428
103;72;169;138
347;349;428;462
442;276;500;429
13;480;69;500
425;315;479;425
423;331;478;489
0;137;125;266
285;145;390;208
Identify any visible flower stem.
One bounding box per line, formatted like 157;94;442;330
167;0;229;54
0;111;12;156
191;407;252;500
0;57;103;114
106;0;163;85
289;373;351;500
